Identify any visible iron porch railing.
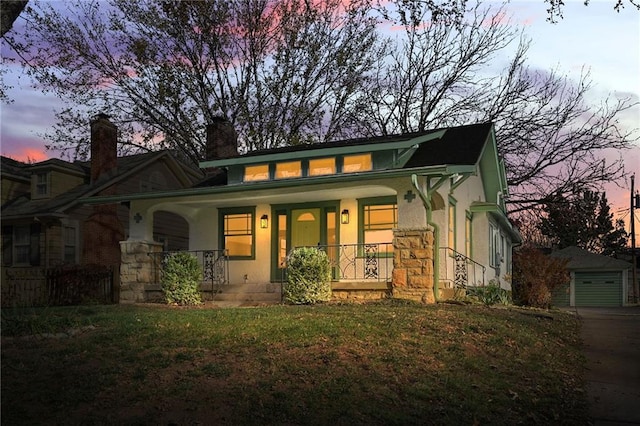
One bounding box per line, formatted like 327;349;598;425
289;243;393;282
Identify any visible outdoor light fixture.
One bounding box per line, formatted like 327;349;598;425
341;209;349;224
260;214;269;229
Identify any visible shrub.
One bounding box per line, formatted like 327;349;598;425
467;282;511;306
284;247;332;304
512;246;569;308
161;252;203;306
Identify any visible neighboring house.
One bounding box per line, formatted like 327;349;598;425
83;119;521;304
550;246;633;307
1;114;203;301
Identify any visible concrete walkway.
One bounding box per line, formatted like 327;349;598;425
574;307;640;425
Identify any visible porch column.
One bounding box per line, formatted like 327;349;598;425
392;227;435;303
119;241;162;303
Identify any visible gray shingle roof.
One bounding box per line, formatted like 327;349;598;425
550;246;632;270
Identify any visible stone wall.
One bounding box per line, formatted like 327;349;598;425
119;241;162;303
392;227;435;303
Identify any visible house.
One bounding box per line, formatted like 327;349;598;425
1;114;203;304
82;118;521;304
550;246;633;307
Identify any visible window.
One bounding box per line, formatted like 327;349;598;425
244;164;269;182
35;172;49;198
360;198;397;252
465;213;472;257
343;154;372;173
309;158;336;176
220;209;255;259
63;225;77;263
14;225;30;265
275;161;302;179
489;224;503;268
448;201;456;251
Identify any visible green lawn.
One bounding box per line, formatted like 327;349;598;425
1;300;589;425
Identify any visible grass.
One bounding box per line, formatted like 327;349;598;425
1;300;589;425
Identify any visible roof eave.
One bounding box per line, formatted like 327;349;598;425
80;163;476;205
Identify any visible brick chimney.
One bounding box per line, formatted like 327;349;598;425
90;113;118;183
83;113;124;268
205;116;238;160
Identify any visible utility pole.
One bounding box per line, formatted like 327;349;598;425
631;174;638;304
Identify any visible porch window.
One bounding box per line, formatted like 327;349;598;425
309;157;336;176
220;209;255;259
244;164;269;182
343;154;372;173
360;198;397;253
275;161;302;179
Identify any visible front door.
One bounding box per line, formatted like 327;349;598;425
272;205;337;281
292;208;321;247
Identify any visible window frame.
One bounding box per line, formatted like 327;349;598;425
63;223;78;264
448;197;457;252
465;211;472;258
219;207;256;260
33;172;50;199
489;222;503;268
358;196;397;257
13;225;31;266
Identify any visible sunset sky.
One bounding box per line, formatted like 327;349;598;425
1;0;638;227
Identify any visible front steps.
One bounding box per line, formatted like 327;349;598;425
211;282;282;303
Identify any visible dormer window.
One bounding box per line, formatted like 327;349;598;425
275;161;302;179
343;154;372;173
244;164;269;182
309;157;336;176
34;172;50;198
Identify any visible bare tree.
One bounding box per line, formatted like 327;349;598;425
3;0;637;213
4;0;381;162
355;0;637;213
544;0;640;23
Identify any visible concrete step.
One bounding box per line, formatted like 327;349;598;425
210;282;282;303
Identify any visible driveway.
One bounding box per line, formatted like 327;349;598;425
574;307;640;425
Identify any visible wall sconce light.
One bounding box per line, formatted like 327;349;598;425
260;214;269;229
340;209;349;224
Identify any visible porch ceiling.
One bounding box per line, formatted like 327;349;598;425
163;183;397;209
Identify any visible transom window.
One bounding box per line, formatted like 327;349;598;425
220;209;255;259
244;164;269;182
275;161;302;179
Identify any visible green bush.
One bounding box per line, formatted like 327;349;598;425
284;247;332;304
161;252;203;306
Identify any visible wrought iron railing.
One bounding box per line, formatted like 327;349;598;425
439;247;485;289
150;250;229;296
290;243;393;282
